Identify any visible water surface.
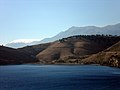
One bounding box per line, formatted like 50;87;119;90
0;65;120;90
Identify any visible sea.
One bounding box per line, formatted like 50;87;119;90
0;65;120;90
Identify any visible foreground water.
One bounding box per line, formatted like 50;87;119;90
0;65;120;90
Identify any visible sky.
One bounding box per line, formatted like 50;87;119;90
0;0;120;45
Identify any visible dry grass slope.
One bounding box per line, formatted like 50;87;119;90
82;41;120;67
36;35;120;64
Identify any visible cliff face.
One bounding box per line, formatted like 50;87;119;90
81;41;120;67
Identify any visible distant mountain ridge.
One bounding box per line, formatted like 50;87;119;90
6;23;120;48
40;23;120;43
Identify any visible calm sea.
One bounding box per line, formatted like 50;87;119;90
0;65;120;90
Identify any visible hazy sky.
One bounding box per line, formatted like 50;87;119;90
0;0;120;44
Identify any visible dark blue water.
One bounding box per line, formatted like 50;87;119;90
0;65;120;90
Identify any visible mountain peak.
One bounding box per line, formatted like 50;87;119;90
68;26;79;30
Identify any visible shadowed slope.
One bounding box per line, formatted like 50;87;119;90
0;43;51;65
0;46;35;65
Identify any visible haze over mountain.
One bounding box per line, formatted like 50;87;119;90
6;39;40;48
6;23;120;48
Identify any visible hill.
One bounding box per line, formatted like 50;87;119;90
1;35;120;67
0;42;51;65
36;35;120;64
0;46;36;65
18;43;51;57
81;41;120;67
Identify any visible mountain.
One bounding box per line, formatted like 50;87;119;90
6;39;40;48
81;41;120;67
36;35;120;64
40;23;120;43
5;23;120;48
